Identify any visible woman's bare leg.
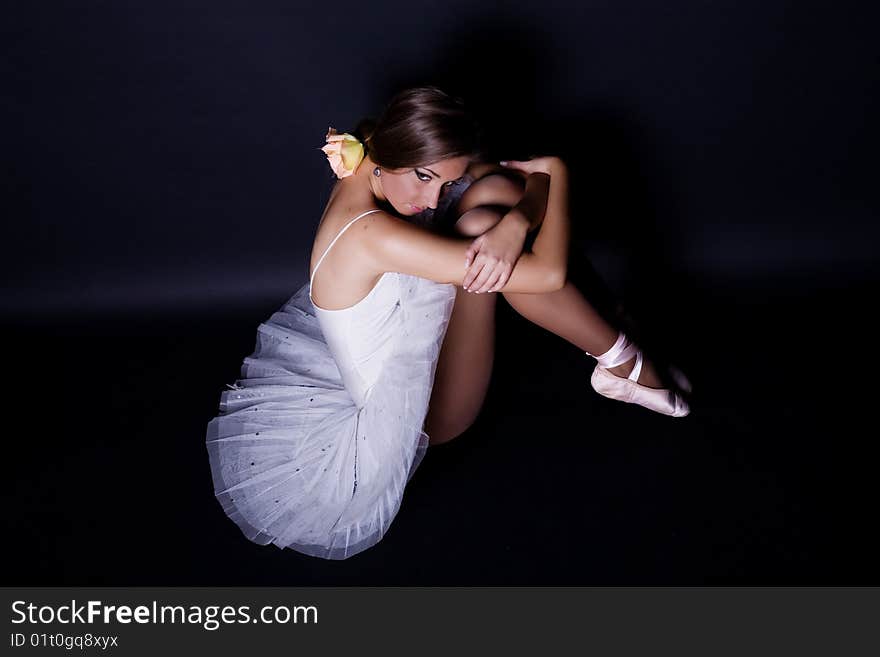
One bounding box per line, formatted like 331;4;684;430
424;283;497;445
451;170;671;387
423;195;671;444
453;206;666;388
502;282;619;355
501;284;664;387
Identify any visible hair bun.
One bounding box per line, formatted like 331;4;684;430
353;118;377;147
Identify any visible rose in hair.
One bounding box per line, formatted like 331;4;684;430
320;127;365;178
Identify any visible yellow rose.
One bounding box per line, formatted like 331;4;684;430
320;127;365;179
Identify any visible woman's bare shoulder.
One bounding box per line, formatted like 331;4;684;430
312;191;400;271
318;182;383;230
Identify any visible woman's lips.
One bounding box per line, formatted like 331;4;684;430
410;204;423;212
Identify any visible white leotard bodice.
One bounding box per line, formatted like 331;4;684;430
309;209;400;408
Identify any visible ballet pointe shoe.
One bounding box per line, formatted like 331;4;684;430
585;332;690;418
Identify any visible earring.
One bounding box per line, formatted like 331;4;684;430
373;167;381;177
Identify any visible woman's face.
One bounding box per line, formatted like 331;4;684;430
378;156;471;216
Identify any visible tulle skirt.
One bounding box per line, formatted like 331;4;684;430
206;274;457;559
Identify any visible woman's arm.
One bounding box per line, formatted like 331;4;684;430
361;158;569;294
500;157;569;291
510;172;550;232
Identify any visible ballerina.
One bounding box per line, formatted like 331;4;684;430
206;85;689;560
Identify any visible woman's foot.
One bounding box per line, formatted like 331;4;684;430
607;355;664;388
586;332;690;417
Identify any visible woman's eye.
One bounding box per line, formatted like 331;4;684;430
415;170;431;182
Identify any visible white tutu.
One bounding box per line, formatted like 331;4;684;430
206;273;456;559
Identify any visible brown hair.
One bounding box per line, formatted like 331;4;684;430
353;86;485;169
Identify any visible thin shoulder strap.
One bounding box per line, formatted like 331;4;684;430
310;209;383;287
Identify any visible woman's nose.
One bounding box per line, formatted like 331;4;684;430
424;187;442;210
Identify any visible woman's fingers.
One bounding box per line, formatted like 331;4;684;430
499;160;529;173
463;259;485;290
499;157;557;176
468;260;498;292
470;261;504;294
478;267;504;294
488;266;511;293
464;240;480;268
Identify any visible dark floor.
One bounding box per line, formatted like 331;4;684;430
3;269;878;585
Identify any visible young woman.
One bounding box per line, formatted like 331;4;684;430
206;86;689;560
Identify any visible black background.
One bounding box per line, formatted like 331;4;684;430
2;1;878;584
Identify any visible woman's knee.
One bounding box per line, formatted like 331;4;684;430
427;413;479;446
425;372;489;445
457;173;523;214
453;207;504;237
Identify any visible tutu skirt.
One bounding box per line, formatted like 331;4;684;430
206;274;456;559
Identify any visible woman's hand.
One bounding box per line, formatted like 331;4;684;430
462;209;530;293
499;156;564;177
